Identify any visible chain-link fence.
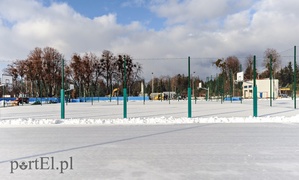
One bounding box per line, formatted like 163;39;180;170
1;46;299;119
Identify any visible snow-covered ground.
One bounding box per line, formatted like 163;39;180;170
1;99;299;179
1;123;299;179
1;99;299;125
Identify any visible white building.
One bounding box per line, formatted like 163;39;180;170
243;79;279;99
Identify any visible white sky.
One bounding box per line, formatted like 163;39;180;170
0;0;298;80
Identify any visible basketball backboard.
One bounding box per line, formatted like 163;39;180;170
237;72;244;82
1;74;12;84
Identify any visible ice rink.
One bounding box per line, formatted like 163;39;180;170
1;99;299;179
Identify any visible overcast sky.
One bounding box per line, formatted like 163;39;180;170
0;0;298;80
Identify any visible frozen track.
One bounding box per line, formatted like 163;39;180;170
0;124;299;179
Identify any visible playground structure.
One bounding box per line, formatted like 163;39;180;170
150;92;176;100
105;88;120;97
112;88;119;97
150;93;165;100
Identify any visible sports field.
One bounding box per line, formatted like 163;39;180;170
1;99;299;124
1;99;299;179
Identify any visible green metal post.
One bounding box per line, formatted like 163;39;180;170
168;78;170;104
3;85;5;107
230;70;233;103
60;59;65;119
222;75;225;104
206;77;208;101
40;83;42;106
123;56;127;118
91;86;93;105
143;79;145;105
188;56;192;118
110;80;112;102
117;94;119;105
220;76;223;104
294;46;297;109
270;55;272;107
195;77;197;104
253;55;258;117
21;77;23;106
66;90;68;106
216;74;219;102
98;84;100;102
240;64;243;104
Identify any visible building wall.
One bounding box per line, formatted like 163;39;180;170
243;79;279;99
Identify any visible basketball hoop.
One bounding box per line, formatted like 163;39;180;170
1;74;13;85
236;72;244;83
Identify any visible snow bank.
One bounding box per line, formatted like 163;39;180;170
1;115;299;126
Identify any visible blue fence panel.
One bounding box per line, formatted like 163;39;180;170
224;97;242;101
1;96;149;104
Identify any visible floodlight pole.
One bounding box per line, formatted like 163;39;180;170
253;55;258;117
60;59;65;119
294;46;297;109
188;56;192;118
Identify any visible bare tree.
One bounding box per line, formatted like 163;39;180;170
225;56;240;75
81;53;97;96
4;60;28;97
42;47;63;96
4;48;143;98
68;53;85;97
67;52;101;97
213;58;227;77
262;48;281;78
100;50;116;95
114;55;142;95
244;55;253;80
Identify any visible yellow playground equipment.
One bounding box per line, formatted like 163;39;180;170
112;88;119;97
150;93;165;100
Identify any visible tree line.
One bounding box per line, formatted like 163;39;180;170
2;47;298;99
3;47;142;98
211;48;298;97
